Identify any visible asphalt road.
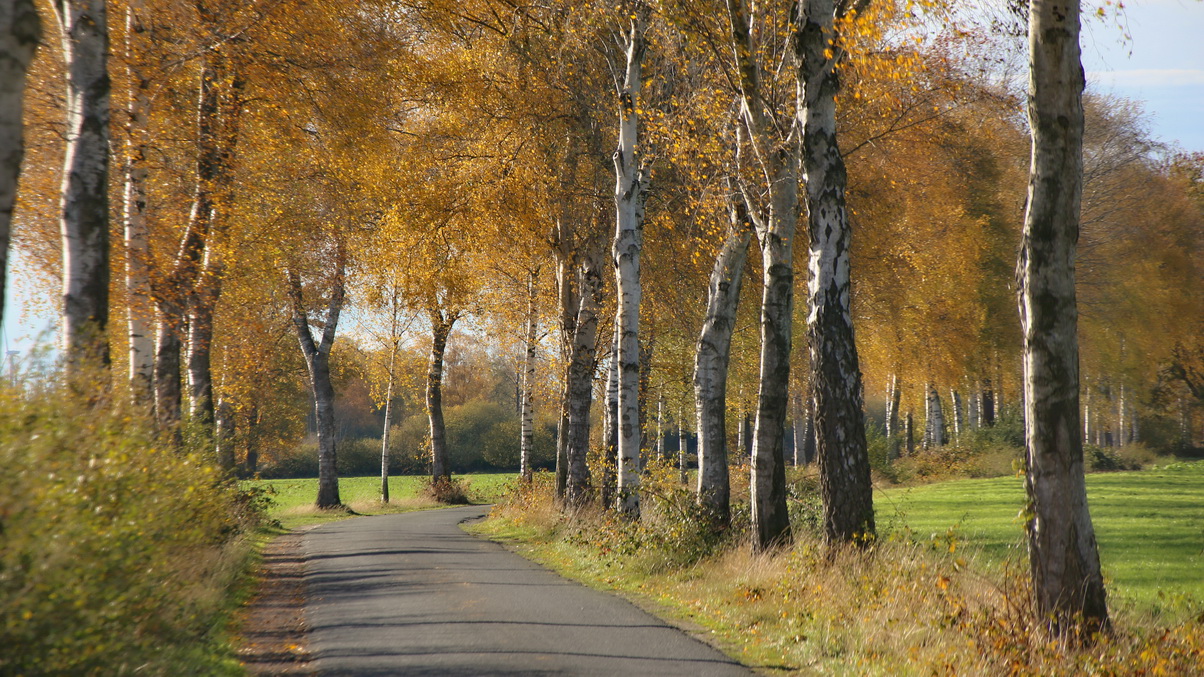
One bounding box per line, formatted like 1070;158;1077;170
303;505;754;677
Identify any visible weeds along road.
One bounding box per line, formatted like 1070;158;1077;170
304;505;753;676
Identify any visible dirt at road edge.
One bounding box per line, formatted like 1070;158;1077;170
236;528;315;676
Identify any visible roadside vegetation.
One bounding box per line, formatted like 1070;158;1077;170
475;460;1204;675
0;374;266;676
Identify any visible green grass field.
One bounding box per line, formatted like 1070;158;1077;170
877;460;1204;613
251;473;517;529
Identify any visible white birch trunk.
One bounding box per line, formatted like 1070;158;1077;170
950;388;963;444
0;0;38;334
924;384;945;448
885;373;901;459
380;339;397;502
656;394;665;460
519;269;538;481
1019;0;1108;634
565;246;603;506
799;0;874;544
601;336;618;508
122;0;153;401
612;5;649;518
54;0;111;370
792;392;805;466
693;198;752;525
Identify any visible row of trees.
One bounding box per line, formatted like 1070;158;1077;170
4;0;1201;638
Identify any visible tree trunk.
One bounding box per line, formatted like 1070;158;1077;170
122;0;153;402
565;247;603;506
1019;0;1108;636
981;377;996;427
638;337;653;470
244;401;259;474
153;309;182;432
798;0;874;545
187;286;217;427
656;394;665;460
0;0;38;336
693;201;751;526
286;242;346;509
54;0;111;371
214;391;235;471
601;337;619;509
519;271;538;482
950;388;964;444
924;384;946;448
885;373;901;459
380;340;397;502
612;8;649;518
905;409;914;456
677;402;687;484
427;308;456;481
792;392;804;466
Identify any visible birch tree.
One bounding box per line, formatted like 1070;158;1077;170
693;190;752;527
797;0;874;544
52;0;110;371
120;0;152;402
610;0;650;518
1018;0;1108;636
287;237;347;509
0;0;39;334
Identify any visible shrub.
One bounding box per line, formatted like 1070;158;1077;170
0;377;263;675
423;476;471;504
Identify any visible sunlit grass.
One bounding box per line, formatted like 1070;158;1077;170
877;461;1204;612
252;473;517;529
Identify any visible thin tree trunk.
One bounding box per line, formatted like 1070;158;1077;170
792;392;805;466
187;286;217;427
552;224;578;501
1019;0;1108;636
950;388;963;444
981;377;996;427
638;336;653;470
0;0;38;335
924;384;946;448
214;390;235;470
427;308;456;481
54;0;111;371
286;243;346;509
677;401;687;484
694;200;751;526
519;269;538;482
905;409;914;456
122;0;153;401
885;373;901;459
244;401;259;474
798;0;873;545
656;394;665;461
380;339;397;502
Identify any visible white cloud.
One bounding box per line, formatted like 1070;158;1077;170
1089;69;1204;88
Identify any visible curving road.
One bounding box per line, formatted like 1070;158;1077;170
303;505;754;677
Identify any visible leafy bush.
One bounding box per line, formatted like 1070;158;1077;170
422;476;471;504
0;378;263;675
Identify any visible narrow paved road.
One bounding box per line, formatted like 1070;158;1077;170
303;506;754;676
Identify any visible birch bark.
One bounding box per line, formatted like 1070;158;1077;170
519;269;538;481
1019;0;1108;635
798;0;874;544
122;0;153;401
53;0;111;370
612;5;649;518
565;244;603;506
287;245;346;509
0;0;38;334
380;338;397;502
693;196;752;526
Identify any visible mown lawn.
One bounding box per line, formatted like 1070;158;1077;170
251;473;517;529
877;460;1204;613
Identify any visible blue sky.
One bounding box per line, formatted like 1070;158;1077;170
3;1;1201;359
1083;0;1204;152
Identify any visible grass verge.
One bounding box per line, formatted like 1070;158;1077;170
472;465;1204;675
